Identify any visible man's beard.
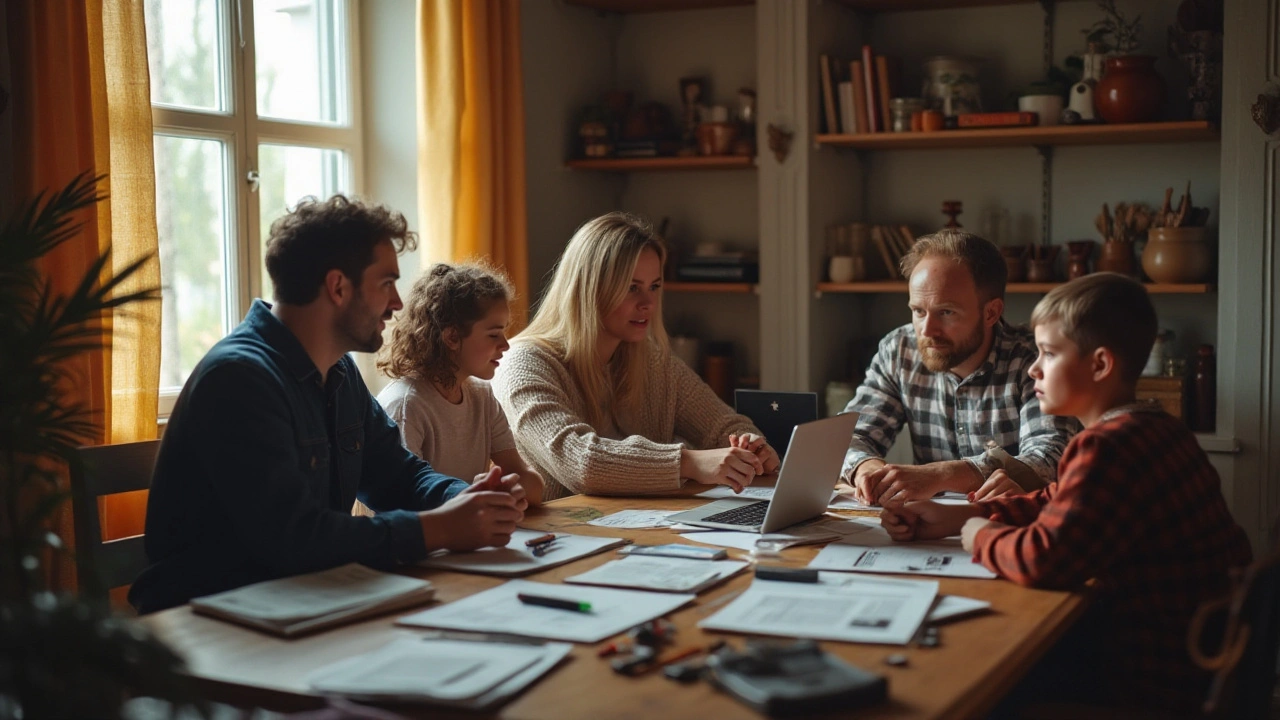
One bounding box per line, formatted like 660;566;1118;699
918;322;985;373
337;299;386;353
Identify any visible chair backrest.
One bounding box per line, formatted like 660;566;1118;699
1190;545;1280;719
70;440;160;601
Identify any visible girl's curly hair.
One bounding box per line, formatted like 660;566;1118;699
377;262;514;387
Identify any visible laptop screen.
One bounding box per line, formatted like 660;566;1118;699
733;390;820;461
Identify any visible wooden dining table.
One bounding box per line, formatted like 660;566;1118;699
139;489;1089;719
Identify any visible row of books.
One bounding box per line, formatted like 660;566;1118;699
820;48;901;135
867;224;917;280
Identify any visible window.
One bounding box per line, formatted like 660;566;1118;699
144;0;361;412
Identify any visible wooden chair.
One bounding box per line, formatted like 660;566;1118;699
1021;543;1280;720
70;440;159;603
1189;544;1280;719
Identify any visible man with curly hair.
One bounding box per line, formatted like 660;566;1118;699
130;196;527;614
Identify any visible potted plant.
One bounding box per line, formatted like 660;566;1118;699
0;172;200;717
1084;0;1167;123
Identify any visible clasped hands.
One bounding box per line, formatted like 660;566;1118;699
420;466;528;552
680;433;781;493
839;459;1022;507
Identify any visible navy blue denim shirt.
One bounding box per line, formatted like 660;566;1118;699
129;300;468;614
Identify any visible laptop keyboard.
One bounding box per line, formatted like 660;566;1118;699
702;500;770;527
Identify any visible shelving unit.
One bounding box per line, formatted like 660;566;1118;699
564;0;751;13
816;121;1218;151
664;282;757;293
835;0;1088;11
816;281;1218;295
566;156;756;171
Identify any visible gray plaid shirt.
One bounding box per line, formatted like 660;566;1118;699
841;320;1079;484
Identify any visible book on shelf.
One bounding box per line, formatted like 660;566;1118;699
190;563;436;637
956;112;1038;128
820;54;839;134
850;60;869;134
875;55;896;133
860;45;879;133
869;226;898;279
838;81;857;138
675;263;759;283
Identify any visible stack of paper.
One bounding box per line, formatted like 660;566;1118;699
698;573;938;645
564;556;749;593
398;579;694;643
808;537;997;579
418;528;627;576
190;564;435;636
307;636;572;709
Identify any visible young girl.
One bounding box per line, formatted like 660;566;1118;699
376;262;544;505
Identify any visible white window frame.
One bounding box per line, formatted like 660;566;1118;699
152;0;364;416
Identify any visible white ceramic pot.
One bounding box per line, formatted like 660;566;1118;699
1018;94;1064;126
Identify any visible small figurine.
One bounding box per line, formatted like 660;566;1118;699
942;200;963;228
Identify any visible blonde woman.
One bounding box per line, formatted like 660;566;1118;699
492;212;780;501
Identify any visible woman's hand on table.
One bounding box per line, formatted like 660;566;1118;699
680;446;763;493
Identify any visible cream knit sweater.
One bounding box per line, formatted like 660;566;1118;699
492;340;760;501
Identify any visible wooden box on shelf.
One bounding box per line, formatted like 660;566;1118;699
1136;376;1187;420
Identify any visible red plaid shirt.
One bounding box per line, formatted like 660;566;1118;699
973;406;1252;711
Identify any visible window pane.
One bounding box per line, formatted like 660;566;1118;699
254;0;347;124
257;144;349;300
144;0;226;113
154;135;230;390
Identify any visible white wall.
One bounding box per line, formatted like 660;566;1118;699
521;0;619;308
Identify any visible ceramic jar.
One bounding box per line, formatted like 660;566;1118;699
1094;56;1167;124
1066;240;1096;279
922;56;983;116
1142;227;1213;283
1097;241;1137;276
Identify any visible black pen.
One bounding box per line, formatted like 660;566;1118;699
517;593;592;613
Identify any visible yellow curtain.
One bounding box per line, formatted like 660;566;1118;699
8;0;160;591
417;0;530;328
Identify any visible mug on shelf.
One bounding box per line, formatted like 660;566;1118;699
828;255;864;283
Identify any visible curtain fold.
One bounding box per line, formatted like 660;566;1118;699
417;0;529;328
90;0;162;542
8;0;160;592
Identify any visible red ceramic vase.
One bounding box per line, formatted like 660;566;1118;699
1095;55;1167;124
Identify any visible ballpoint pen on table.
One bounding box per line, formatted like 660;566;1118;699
524;533;556;547
516;593;592;613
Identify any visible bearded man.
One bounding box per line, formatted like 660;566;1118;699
838;229;1080;507
131;195;526;614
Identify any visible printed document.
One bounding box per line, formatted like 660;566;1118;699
308;636;571;708
418;528;626;576
587;509;680;529
397;579;694;643
809;541;997;579
565;556;748;593
698;574;938;645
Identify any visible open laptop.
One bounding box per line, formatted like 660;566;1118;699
734;389;819;461
667;412;859;533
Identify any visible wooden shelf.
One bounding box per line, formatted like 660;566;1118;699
836;0;1086;12
664;281;756;294
566;155;756;172
817;281;1217;294
565;0;751;12
816;121;1218;151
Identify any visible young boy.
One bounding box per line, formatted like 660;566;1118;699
880;273;1252;713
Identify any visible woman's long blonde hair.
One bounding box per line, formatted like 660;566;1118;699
518;212;669;428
